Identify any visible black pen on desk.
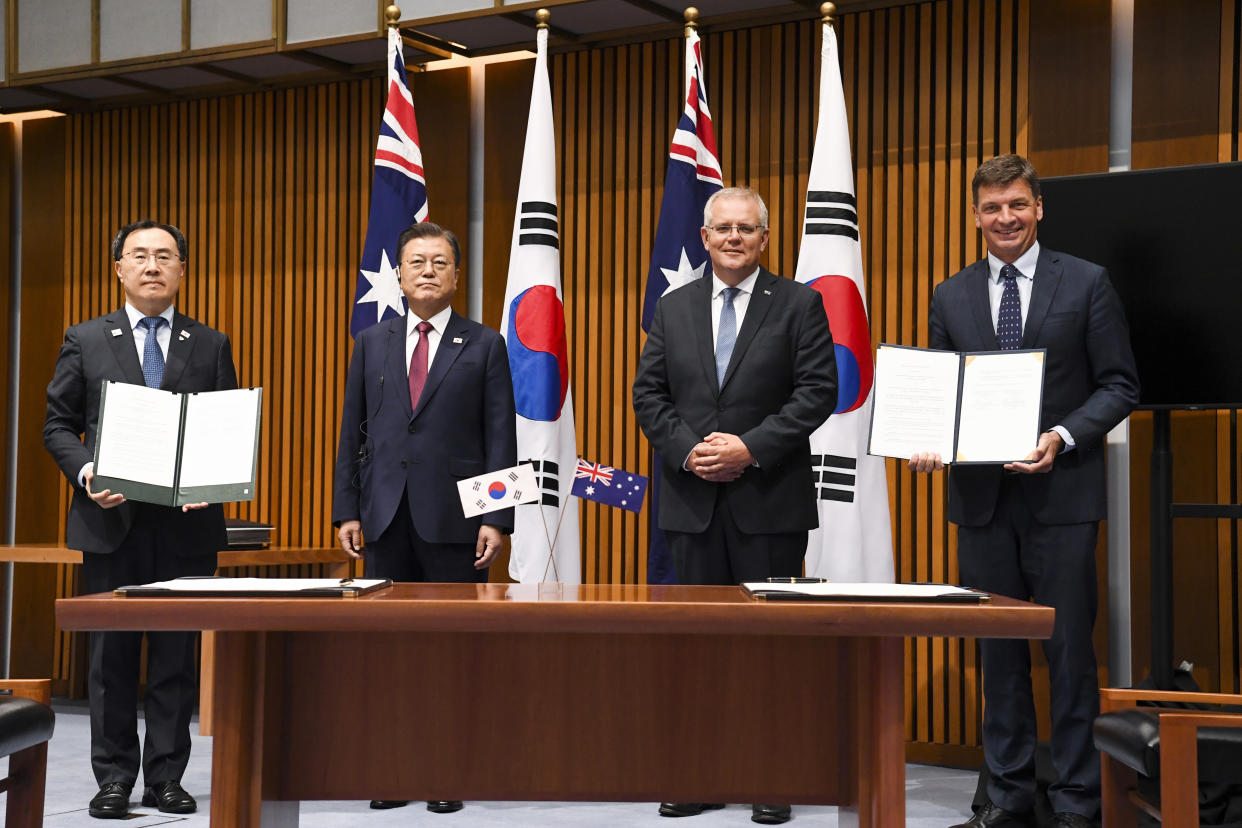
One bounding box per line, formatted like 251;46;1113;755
338;577;355;586
764;577;829;584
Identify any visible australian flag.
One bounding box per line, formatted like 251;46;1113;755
349;26;429;338
571;459;649;514
640;26;722;584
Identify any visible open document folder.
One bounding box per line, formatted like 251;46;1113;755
741;582;989;602
867;344;1045;464
92;382;262;506
114;577;392;598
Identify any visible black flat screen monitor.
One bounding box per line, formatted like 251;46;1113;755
1038;162;1242;410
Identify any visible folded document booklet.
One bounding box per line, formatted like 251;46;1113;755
741;582;989;602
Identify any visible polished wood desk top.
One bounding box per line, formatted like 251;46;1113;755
1;543;349;568
58;582;1053;639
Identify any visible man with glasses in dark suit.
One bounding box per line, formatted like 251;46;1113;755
44;219;237;819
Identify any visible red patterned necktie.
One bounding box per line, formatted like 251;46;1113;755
408;320;432;409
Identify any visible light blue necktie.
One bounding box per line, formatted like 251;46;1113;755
139;316;167;388
996;264;1023;350
716;287;739;385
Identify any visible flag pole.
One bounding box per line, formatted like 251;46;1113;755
821;1;836;27
684;6;698;34
385;4;400;27
530;6;567;581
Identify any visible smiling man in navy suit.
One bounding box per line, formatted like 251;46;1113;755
332;222;516;814
44;220;237;819
910;155;1139;828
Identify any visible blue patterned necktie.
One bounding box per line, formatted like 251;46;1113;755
716;287;739;385
139;316;167;388
996;264;1023;350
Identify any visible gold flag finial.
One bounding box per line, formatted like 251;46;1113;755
536;8;550;29
385;5;401;28
821;2;836;25
684;7;700;33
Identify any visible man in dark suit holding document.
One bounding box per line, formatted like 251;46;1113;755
908;155;1139;828
43;219;237;818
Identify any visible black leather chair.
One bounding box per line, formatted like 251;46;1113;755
1094;687;1242;828
0;679;55;828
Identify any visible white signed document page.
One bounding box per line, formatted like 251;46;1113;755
868;345;960;461
94;382;182;488
955;351;1044;463
179;388;261;488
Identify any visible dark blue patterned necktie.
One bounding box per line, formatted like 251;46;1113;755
996;264;1023;349
716;287;739;385
139;316;167;388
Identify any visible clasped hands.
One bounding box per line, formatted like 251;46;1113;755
688;431;754;482
907;430;1063;474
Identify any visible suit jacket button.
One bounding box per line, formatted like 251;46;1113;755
408;423;416;433
400;460;407;468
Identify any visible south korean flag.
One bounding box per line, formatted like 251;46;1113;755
457;463;540;518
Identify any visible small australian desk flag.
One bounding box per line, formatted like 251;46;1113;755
570;459;648;514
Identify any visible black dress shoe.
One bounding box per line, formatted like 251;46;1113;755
369;800;409;809
752;803;792;824
88;782;133;819
1048;813;1095;828
141;780;197;814
427;800;464;813
659;803;726;817
949;801;1034;828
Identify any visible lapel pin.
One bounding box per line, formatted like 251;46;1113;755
452;337;463;344
179;330;191;340
763;289;772;295
110;328;122;337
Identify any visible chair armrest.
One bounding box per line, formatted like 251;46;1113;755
0;680;51;706
1100;687;1242;712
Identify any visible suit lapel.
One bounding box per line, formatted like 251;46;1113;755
720;269;775;390
384;317;413;418
691;278;719;396
161;312;197;390
1022;248;1062;348
103;310;146;386
965;261;997;349
413;311;468;419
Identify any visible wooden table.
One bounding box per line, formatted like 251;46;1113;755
57;583;1053;828
3;543;353;733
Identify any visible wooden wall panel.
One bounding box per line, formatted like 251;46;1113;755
12;116;67;681
0;123;12;544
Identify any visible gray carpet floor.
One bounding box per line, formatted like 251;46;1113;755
24;699;980;826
